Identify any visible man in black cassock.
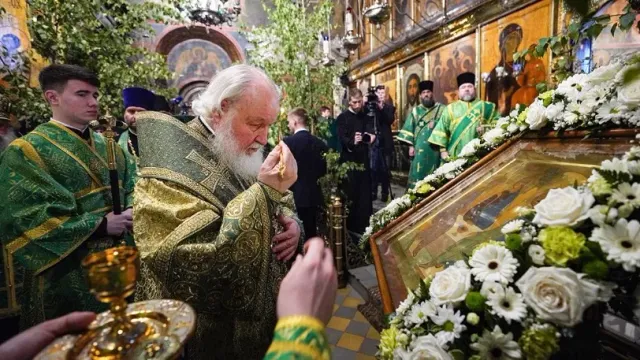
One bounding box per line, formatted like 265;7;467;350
337;89;376;235
370;85;396;202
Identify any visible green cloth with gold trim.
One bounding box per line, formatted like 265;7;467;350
428;99;499;157
0;121;136;328
397;103;445;189
264;316;331;360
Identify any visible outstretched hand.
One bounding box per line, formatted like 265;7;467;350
0;312;96;360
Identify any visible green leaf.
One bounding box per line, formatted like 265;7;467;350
611;22;618;37
587;23;605;39
449;349;465;360
619;11;637;31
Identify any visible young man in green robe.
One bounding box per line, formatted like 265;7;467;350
0;64;136;330
428;72;500;158
397;80;445;190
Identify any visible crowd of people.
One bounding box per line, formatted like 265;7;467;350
0;61;500;359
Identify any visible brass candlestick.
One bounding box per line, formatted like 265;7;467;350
35;246;195;360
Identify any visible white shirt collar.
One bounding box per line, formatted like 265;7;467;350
294;128;308;134
50;118;88;132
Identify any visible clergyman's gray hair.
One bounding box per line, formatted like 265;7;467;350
192;64;281;121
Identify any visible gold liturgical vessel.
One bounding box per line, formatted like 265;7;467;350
35;247;195;358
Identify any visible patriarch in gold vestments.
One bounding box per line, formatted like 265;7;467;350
133;65;304;360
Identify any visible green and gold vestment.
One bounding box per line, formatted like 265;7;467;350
428;99;499;157
0;121;136;328
132;112;304;360
397;103;445;189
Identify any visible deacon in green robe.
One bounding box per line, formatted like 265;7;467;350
118;87;156;160
0;65;136;330
133;65;305;360
397;80;445;189
429;72;499;158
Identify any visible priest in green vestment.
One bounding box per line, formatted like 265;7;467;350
0;65;136;330
133;64;304;360
397;80;445;189
428;72;499;158
118;87;156;160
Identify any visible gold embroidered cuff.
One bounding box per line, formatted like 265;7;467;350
275;315;325;332
260;182;286;203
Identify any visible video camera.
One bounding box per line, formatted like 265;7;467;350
365;86;378;117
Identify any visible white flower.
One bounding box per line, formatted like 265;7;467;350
616;64;640;109
429;265;471;305
516;267;600;327
627;160;640;175
434;159;467;178
396;292;415;315
405;300;437;327
501;220;524;234
588;205;619;226
487;287;527;324
525;101;548;130
596;100;626;124
481;281;505;299
394;334;453;360
532;187;595;227
528;244;545;265
467;312;480;325
590;219;640;272
587;170;613;196
610;183;640;208
588;62;623;84
483;127;507;145
459;138;481;157
601;157;630;174
469;245;519;285
544;102;564;121
429;305;467;346
506;122;519;134
470;325;522;360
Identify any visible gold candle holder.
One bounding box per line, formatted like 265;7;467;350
35;246;195;360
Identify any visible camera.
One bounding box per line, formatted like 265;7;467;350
361;133;372;144
365;86;378;116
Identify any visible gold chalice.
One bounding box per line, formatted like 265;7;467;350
35;246;195;360
82;246;153;359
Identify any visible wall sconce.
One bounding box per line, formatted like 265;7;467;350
363;0;391;30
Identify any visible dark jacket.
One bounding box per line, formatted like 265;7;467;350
283;130;328;208
374;103;396;155
336;109;374;167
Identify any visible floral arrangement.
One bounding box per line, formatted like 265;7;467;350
377;146;640;360
359;54;640;252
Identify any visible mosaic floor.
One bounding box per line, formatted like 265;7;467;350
328;285;380;359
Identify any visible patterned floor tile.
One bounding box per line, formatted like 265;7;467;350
325;327;343;345
327;316;350;331
343;296;364;308
335;306;358;319
359;338;380;356
329;285;380;359
337;333;364;351
345;321;370;337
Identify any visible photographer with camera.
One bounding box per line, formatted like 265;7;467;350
369;85;396;202
336;89;376;235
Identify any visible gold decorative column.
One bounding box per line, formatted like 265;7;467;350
328;195;348;288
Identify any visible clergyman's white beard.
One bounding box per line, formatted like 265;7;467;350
461;94;476;102
209;122;263;182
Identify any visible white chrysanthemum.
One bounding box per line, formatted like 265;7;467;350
544;102;564;121
528;244;546;265
481;281;505;299
487;287;527;324
471;325;522;360
590;219;640;272
626;160;640;176
469;245;519;284
610;183;640;208
405;300;437;327
596;100;626;124
601;157;630;174
483;127;507;145
588;205;619;227
396;292;415;315
429;305;467;346
501;220;524;234
459;138;481;157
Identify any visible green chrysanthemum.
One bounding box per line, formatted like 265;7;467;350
519;324;560;360
588;174;613;196
377;326;399;360
416;183;434;195
539;226;585;266
465;292;486;312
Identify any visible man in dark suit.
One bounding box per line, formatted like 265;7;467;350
284;107;328;240
370;85;396;202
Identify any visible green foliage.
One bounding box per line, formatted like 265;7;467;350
318;150;364;204
513;2;639;84
314;117;332;141
244;0;346;145
1;0;180;123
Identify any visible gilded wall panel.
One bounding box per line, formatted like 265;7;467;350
398;55;425;127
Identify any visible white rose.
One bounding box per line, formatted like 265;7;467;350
459;138;481;157
394;334;453;360
544;102;564;121
516;267;600;327
507;122;520;134
429;266;471;305
528;245;546;265
525;102;548;130
588;62;623;84
533;187;595;227
617;66;640;109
